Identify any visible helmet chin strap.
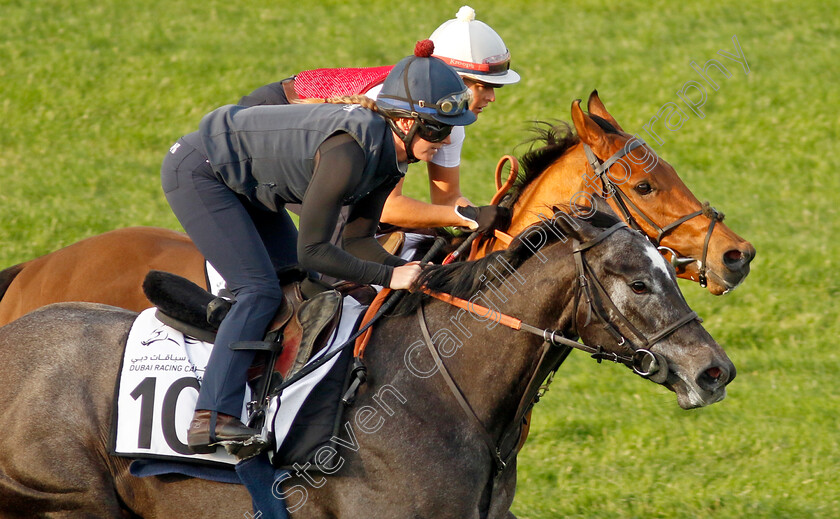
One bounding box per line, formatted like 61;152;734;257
387;117;422;164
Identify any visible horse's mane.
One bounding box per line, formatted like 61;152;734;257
395;209;622;315
506;115;620;207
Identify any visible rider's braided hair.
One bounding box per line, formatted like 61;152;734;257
295;95;382;113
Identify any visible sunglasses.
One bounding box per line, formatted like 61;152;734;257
415;120;453;143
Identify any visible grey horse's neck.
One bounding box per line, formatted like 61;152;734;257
409;251;578;438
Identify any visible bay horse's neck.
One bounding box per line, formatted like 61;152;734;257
510;142;590;238
476;142;591;257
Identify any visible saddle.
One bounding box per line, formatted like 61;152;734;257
142;268;345;424
376;230;405;255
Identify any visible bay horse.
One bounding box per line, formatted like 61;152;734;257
477;91;754;295
0;91;754;327
0;212;734;518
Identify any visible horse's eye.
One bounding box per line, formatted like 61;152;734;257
629;281;649;294
634;181;653;195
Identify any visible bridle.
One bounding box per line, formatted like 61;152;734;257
583;139;725;287
416;221;701;476
570;221;701;378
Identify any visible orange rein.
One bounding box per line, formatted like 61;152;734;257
420;289;522;330
493;154;519;199
354;287;392;358
354;287;525;359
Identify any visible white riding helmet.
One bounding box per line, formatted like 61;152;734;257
429;5;520;87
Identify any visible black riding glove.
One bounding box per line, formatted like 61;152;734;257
455;205;512;235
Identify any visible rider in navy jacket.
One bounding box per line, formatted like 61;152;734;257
161;41;476;454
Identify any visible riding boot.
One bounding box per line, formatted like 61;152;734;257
187;410;261;454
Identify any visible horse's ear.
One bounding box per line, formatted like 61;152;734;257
549;206;599;243
580;194;620;220
571;99;608;153
587;90;624;132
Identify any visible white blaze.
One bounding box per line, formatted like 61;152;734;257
643;242;672;278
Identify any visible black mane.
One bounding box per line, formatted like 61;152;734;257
507;115;619;207
395;210;622;315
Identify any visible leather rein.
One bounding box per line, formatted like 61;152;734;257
583;139;725;287
417;221;701;477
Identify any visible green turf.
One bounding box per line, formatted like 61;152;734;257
1;0;838;516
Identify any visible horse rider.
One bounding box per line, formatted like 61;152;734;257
160;42;476;454
239;6;519;237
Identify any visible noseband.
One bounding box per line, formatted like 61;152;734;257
583;140;725;287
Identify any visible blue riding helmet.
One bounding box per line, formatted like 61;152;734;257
377;43;477;128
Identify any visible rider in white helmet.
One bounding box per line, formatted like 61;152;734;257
239;6;520;236
376;5;520;233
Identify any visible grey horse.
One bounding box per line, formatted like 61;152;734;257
0;212;734;518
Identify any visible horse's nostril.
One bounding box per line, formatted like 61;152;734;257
722;246;755;272
722;249;744;270
697;365;729;392
724;250;742;263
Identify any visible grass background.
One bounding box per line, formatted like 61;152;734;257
1;0;838;517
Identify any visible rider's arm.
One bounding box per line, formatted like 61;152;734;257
238;80;290;106
297;133;402;286
342;182;408;267
427;162;473;208
379;176;474;228
379;125;475;228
